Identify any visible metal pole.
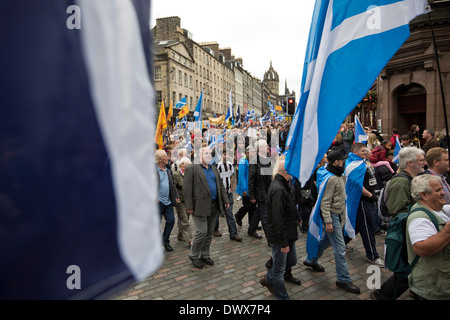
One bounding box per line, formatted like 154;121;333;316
427;8;450;157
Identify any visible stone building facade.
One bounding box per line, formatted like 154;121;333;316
377;1;450;139
152;16;290;119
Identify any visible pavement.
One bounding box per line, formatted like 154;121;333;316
111;192;413;301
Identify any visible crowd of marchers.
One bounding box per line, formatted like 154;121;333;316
155;121;450;300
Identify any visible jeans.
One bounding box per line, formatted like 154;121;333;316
266;241;297;300
223;192;238;238
306;213;351;284
159;202;175;246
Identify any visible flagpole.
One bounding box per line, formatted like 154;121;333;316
427;7;449;160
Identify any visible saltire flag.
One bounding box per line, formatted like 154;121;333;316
166;100;173;123
0;0;163;299
285;0;428;186
306;166;334;260
155;100;168;149
194;91;203;130
244;110;255;122
344;152;367;238
393;136;402;164
354;115;368;143
260;110;270;127
268;96;276;116
226;90;234;128
175;96;187;109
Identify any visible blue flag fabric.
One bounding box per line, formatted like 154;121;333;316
194;92;203;129
344;153;367;238
354;116;368;143
0;0;163;299
285;0;427;186
393;136;402;164
175;96;187;109
306;166;334;260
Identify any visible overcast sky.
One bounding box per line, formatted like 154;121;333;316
151;0;316;100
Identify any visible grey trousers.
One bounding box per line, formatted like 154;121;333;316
190;200;219;260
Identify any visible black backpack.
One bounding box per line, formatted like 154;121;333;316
377;172;412;223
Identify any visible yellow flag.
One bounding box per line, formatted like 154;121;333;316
178;104;189;119
154;101;167;149
167;100;173;122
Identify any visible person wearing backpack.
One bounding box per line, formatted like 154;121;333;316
406;174;450;300
371;147;426;300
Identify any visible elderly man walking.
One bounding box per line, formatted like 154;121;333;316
183;147;229;268
406;174;450;300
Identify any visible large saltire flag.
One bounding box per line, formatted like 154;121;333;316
285;0;428;186
354;115;368;143
0;0;163;299
155;100;168;149
344;152;367;238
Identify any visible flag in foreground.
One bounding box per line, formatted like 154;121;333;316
285;0;428;186
0;0;163;299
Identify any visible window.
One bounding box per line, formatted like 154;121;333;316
171;67;176;83
154;66;161;80
156;91;162;106
184;73;188;87
178;70;182;85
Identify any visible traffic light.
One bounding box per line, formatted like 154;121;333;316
287;97;296;116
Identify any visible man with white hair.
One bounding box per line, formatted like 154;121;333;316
183;147;229;268
248;139;273;239
155;149;180;252
371;147;426;300
260;156;300;299
406;174;450;300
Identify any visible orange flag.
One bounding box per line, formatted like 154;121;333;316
154;101;167;149
166;100;173;122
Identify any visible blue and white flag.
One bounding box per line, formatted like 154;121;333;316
306;166;334;260
393;136;402;164
260;111;270;127
0;0;163;299
344;152;367;238
354;116;368;143
285;0;428;186
175;96;187;109
244;110;255;122
226;90;233;127
194;91;203;129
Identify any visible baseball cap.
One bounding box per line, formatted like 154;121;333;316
327;150;347;163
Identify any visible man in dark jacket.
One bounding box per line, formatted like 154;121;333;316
248;139;273;239
156;149;180;252
259;156;299;300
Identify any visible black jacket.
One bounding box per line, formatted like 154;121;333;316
266;174;298;247
248;155;272;202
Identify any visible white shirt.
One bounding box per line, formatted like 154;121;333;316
408;209;450;245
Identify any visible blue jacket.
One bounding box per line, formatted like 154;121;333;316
235;156;249;196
